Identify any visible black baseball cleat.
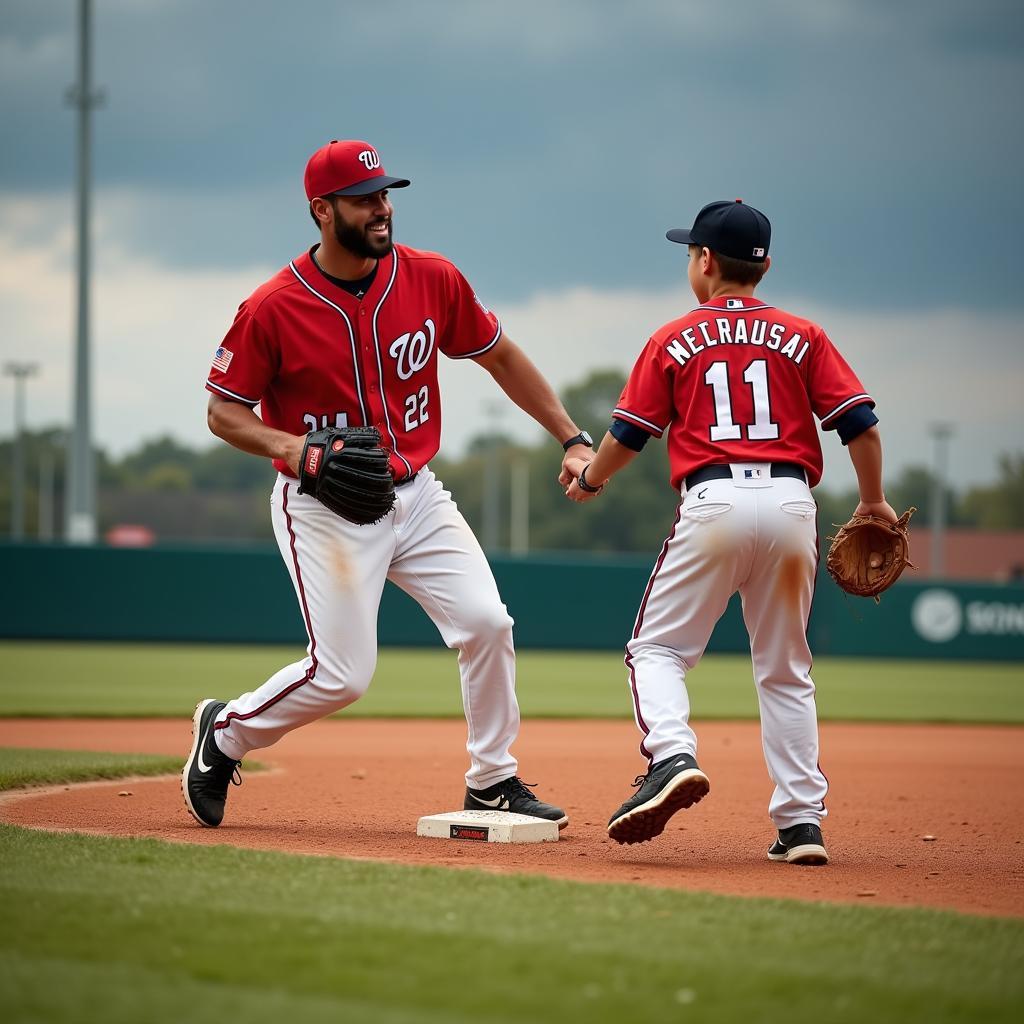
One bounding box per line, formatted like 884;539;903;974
464;777;569;830
768;822;829;865
607;753;710;845
181;699;242;828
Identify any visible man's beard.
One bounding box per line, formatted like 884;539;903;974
333;212;393;259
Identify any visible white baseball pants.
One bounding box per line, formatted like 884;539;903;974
625;463;828;829
213;469;520;789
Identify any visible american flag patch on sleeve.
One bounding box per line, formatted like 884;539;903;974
212;347;233;373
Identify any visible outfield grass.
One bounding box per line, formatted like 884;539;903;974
0;641;1022;722
0;748;183;791
1;824;1021;1024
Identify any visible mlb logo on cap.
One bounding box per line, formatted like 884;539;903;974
303;139;411;200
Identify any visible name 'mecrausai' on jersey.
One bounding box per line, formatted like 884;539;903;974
665;317;811;367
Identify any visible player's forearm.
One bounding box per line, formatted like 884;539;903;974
586;432;638;486
846;426;886;502
207;396;304;471
476;335;579;443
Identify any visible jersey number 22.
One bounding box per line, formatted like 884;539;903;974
404;386;430;431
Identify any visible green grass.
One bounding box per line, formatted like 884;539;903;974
1;641;1022;722
0;747;183;791
1;825;1021;1024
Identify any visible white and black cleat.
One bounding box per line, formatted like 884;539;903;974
465;776;569;830
767;822;829;865
181;698;242;828
607;754;710;845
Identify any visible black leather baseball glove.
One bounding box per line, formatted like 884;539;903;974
297;426;396;525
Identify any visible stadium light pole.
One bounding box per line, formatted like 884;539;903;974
64;0;105;544
38;429;63;542
3;362;39;541
38;443;55;541
481;400;505;552
510;454;529;556
929;422;954;578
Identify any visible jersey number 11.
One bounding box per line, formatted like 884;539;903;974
704;359;780;442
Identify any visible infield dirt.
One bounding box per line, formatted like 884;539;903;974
1;718;1021;918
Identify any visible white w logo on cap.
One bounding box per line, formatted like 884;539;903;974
358;149;381;170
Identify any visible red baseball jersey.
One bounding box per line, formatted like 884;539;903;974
613;295;871;488
206;244;502;478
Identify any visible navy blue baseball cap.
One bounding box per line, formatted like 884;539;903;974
666;199;771;262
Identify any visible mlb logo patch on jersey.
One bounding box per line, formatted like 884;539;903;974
212;347;234;373
726;299;744;309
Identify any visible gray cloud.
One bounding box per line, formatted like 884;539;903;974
1;0;1022;309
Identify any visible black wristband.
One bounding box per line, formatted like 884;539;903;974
578;464;604;494
562;430;594;451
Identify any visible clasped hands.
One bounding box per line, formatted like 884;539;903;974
558;451;605;504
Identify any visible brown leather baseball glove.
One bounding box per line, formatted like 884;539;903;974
825;507;917;601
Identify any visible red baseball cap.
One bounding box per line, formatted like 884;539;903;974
303;139;411;201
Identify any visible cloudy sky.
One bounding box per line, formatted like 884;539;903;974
1;0;1021;491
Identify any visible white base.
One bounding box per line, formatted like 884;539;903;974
416;809;559;844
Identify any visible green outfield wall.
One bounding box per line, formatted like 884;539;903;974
1;542;1022;660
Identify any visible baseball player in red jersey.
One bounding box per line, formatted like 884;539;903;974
183;140;595;830
567;199;898;863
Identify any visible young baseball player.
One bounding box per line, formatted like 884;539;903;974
183;139;595;830
567;199;897;864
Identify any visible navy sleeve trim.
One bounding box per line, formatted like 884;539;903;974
206;380;259;406
609;419;650;452
821;393;873;425
611;407;666;436
833;403;879;445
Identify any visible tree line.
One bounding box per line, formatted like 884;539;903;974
1;369;1022;547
